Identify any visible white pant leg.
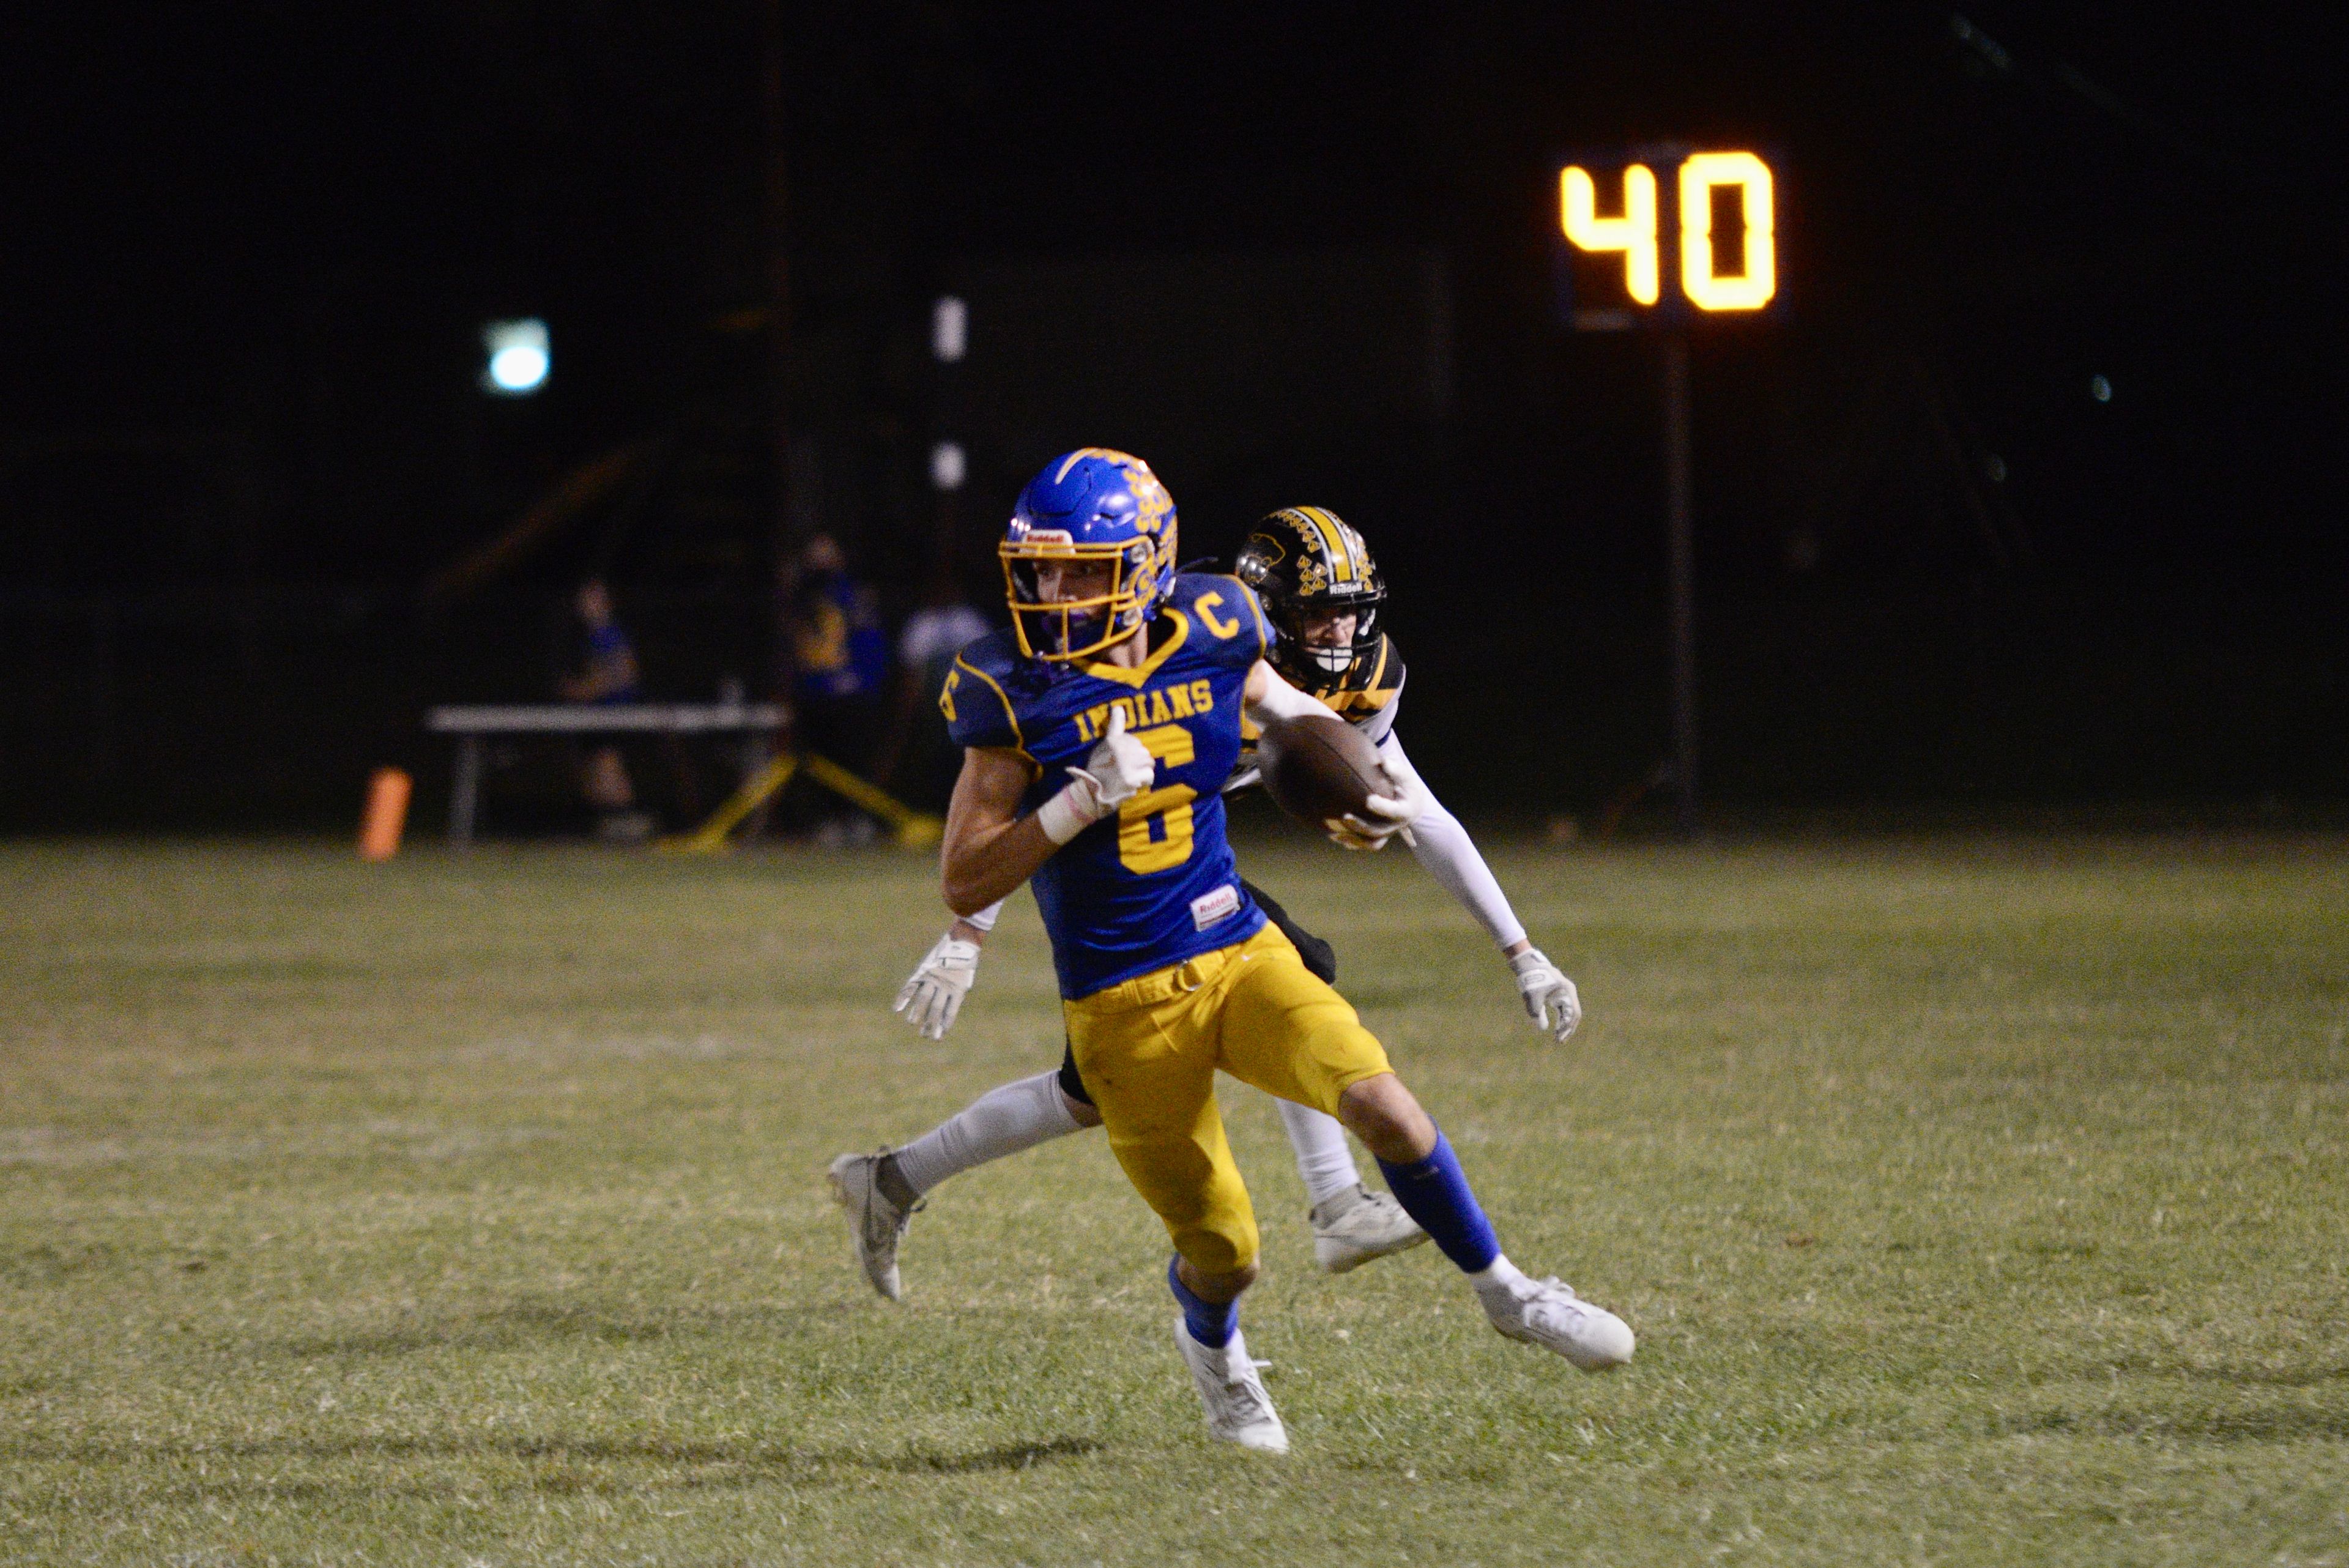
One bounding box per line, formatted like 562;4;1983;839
889;1069;1083;1195
1276;1096;1362;1208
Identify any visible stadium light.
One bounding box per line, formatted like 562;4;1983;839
932;296;967;363
482;319;550;396
930;440;966;491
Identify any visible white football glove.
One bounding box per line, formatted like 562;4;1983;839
1037;707;1157;843
1326;746;1427;852
892;931;983;1039
1508;947;1582;1042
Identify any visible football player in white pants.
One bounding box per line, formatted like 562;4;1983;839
830;507;1583;1302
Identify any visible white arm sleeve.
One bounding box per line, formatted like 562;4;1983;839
1242;661;1345;725
1379;734;1527;949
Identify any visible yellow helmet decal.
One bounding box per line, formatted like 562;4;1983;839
1053;448;1171;537
1285;506;1358;584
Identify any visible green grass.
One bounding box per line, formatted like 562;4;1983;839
2;832;2346;1566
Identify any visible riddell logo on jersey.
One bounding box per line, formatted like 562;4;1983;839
1189;884;1241;931
1071;680;1215;742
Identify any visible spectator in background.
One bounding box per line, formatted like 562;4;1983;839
560;578;653;843
784;533;890;842
872;571;991;812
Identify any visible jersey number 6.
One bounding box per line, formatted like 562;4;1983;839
1119;723;1198;874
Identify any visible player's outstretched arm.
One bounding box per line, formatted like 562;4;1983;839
1377;735;1583;1041
1241;656;1337;724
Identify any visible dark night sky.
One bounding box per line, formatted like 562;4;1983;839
7;1;2343;584
2;2;2347;820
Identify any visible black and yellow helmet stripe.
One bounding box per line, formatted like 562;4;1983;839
1300;507;1354;583
1272;505;1370;587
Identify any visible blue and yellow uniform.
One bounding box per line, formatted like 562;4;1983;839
946;572;1271;999
944;571;1393;1273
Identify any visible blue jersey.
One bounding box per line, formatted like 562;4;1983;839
793;571;889;701
581;624;643;705
943;574;1273;1000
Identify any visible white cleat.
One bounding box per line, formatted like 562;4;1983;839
827;1151;916;1302
1173;1320;1290;1454
1479;1274;1636;1370
1311;1185;1431;1274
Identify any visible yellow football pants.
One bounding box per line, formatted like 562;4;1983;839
1063;921;1394;1274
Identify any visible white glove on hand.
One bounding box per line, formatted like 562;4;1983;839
1509;947;1582;1041
1326;748;1428;852
892;931;983;1039
1038;706;1156;844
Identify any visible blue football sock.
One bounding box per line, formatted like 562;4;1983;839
1167;1255;1238;1348
1376;1128;1502;1273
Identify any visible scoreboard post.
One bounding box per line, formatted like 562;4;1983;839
1555;147;1779;833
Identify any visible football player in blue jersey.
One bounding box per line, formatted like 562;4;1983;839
834;449;1631;1453
834;506;1584;1295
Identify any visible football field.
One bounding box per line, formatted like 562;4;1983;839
3;833;2345;1566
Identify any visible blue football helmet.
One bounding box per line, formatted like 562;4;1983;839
1000;448;1179;660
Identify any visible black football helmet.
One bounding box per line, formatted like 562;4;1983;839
1234;507;1386;683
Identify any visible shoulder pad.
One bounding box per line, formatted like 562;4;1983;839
1320;634;1405;729
1343;634;1404;699
1172;573;1269;661
940;629;1036;752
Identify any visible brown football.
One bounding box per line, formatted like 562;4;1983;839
1257;713;1385;827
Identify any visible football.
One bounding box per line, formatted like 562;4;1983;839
1256;713;1387;827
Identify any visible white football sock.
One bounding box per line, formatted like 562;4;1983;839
889;1070;1083;1197
1278;1099;1364;1209
1469;1254;1527;1295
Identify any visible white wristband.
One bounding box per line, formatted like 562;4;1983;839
1036;786;1096;846
962;900;1004;933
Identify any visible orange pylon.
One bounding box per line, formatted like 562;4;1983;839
358;768;413;861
